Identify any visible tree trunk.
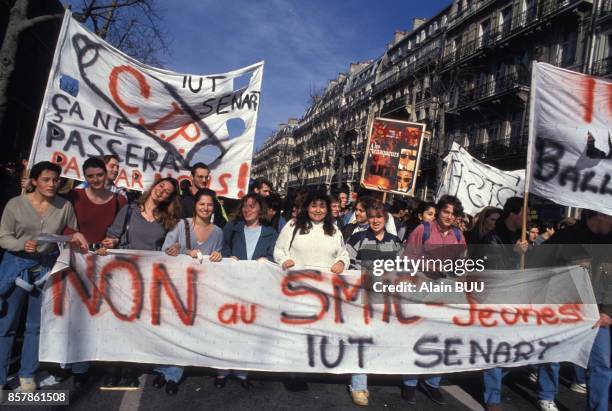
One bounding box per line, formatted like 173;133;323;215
0;0;29;134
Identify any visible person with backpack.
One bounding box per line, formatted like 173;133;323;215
151;188;224;395
398;201;436;242
345;200;403;406
98;177;181;388
401;195;467;405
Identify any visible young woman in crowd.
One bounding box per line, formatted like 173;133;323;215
398;201;436;242
275;191;349;273
345;200;403;406
465;206;502;244
98;177;180;388
329;195;345;229
217;193;277;389
151;188;224;395
62;157;128;388
274;191;350;391
342;196;375;241
0;161;88;391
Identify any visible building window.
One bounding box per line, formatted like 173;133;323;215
499;6;512;36
480;18;491;45
556;31;577;67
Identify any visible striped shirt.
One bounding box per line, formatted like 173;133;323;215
345;229;403;270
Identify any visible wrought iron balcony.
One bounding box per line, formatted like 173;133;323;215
453;71;529;110
593;56;612;77
466;132;528;161
442;0;582;69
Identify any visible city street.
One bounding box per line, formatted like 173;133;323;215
3;365;590;411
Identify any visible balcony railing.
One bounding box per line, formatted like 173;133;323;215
592;56;612;77
453;71;529;109
442;0;579;68
467;133;528;161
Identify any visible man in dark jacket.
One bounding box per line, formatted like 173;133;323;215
541;209;612;411
480;197;560;411
180;163;226;228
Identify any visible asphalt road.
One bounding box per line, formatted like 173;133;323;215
1;364;595;411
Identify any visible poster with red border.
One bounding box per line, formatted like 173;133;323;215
360;118;426;195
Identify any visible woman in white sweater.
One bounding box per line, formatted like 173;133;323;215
274;191;349;273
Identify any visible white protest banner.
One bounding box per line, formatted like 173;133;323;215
29;11;263;198
435;143;524;216
527;62;612;215
40;250;598;374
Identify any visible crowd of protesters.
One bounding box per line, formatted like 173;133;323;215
0;158;610;411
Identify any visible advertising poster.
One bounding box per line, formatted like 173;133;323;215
360;118;425;195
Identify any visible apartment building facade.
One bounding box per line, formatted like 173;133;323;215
251;119;298;196
252;0;610;199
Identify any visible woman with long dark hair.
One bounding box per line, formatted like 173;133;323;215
98;177;180;388
274;191;349;390
0;161;88;391
398;201;436;242
465;206;502;244
274;191;349;274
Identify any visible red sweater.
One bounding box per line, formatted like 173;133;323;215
66;189;127;243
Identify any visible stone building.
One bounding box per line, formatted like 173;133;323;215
254;0;610;200
251;118;298;196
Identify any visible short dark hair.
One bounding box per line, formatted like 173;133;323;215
30;161;61;180
329;195;339;204
540;221;554;231
264;193;283;212
103;154;120;164
501;196;524;221
190;162;210;176
436;195;463;217
82;157;107;173
254;177;272;190
390;199;408;214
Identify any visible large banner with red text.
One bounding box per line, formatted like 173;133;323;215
527;62;612;215
40;250;598;374
29;11;263;198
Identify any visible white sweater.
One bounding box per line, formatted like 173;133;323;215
274;220;350;270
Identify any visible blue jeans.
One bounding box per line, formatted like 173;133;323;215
537;363;559;401
402;375;441;388
154;366;183;383
350;373;367;391
574;364;587;384
0;273;44;384
587;326;611;411
483;364;558;404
